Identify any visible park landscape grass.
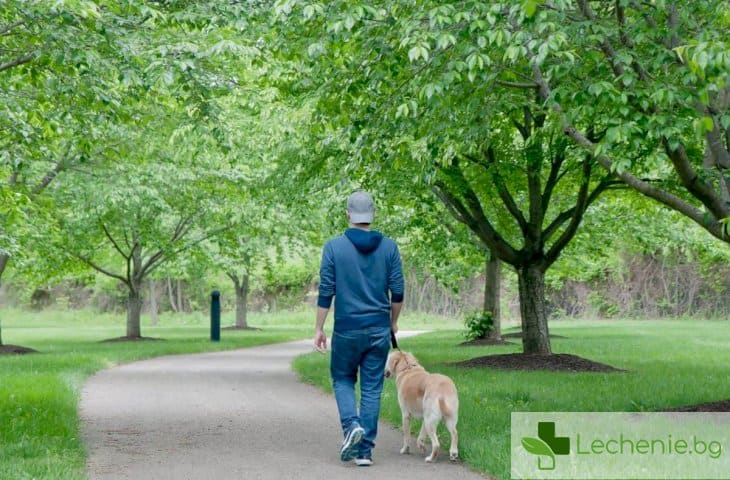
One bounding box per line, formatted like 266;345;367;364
1;311;729;480
293;319;730;480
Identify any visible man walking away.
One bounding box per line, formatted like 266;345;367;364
314;191;404;467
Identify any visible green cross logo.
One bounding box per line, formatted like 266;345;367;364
521;422;570;470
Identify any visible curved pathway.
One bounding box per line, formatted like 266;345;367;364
80;338;490;479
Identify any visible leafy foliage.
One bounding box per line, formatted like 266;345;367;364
463;310;494;341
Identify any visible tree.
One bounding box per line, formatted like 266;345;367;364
2;0;272;341
478;1;730;244
272;1;621;354
381;190;504;337
0;1;135;347
55;151;232;338
213;224;275;330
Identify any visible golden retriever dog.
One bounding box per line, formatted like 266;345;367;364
384;350;459;462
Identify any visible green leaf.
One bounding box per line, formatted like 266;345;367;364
522;0;543;17
697;51;709;71
720;217;730;238
701;116;714;132
522;437;555;457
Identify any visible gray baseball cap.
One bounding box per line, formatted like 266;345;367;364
347;191;375;224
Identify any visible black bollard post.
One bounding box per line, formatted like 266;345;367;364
211;290;220;342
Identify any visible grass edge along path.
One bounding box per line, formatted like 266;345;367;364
292;320;730;480
0;310;313;480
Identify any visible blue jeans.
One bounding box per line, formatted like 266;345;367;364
330;326;391;456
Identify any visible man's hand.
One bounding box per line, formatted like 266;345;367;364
314;329;328;354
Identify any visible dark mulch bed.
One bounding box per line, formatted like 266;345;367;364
222;325;261;331
459;337;515;346
665;399;730;412
0;344;38;355
101;336;165;343
502;331;568;339
452;353;624;373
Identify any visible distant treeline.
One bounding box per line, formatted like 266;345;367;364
2;249;728;320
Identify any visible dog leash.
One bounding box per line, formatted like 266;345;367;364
390;330;400;351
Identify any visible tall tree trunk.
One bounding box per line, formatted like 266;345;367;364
167;278;178;312
149;280;158;327
235;274;250;329
0;253;7;345
517;263;551;355
0;253;8;281
177;279;183;312
127;286;143;338
484;251;502;340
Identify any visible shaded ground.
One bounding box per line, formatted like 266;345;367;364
458;337;514;347
101;336;165;343
0;344;37;355
502;331;567;339
452;353;624;372
222;325;261;331
666;399;730;412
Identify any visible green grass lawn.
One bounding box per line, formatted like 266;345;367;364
293;319;730;479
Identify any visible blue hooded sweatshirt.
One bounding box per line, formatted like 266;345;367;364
317;228;404;332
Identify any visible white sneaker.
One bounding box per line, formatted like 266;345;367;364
340;425;365;462
355;456;373;467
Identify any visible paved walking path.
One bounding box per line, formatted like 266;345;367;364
80;336;490;479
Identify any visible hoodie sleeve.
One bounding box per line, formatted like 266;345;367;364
317;242;335;309
388;242;404;303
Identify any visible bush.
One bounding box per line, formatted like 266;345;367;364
463;310;494;340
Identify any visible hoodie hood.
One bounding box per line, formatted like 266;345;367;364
345;228;383;254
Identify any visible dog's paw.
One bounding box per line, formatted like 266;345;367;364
417;439;426;452
425;447;439;463
449;452;459;462
400;445;410;455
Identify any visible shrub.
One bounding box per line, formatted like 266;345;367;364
463;310;494;340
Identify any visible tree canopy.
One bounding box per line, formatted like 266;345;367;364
2;0;729;348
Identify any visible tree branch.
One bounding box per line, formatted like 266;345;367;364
32;158;67;195
431;184;471;226
541;140;567;213
662;139;730;220
0;53;34;73
511;116;529;141
0;20;26;36
478;147;530;237
141;249;165;278
529;57;728;241
101;223;131;260
226;271;241;290
141;224;231;278
433;176;520;264
666;2;680;49
496;79;539;89
77;254;129;286
544;155;592;264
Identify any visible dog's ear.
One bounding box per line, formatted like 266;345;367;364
394;352;411;372
385;352;400;378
